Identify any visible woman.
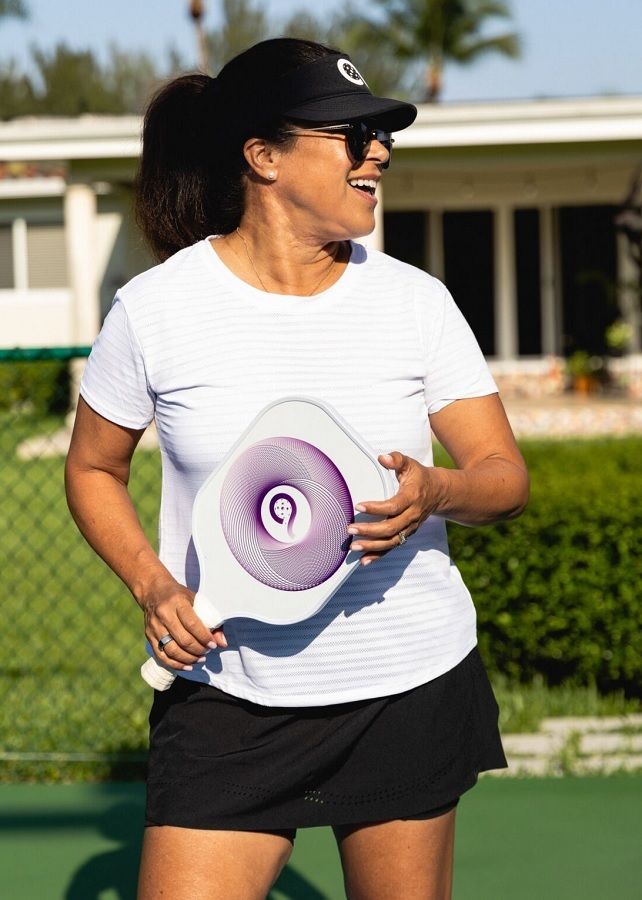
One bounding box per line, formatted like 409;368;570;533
66;38;529;900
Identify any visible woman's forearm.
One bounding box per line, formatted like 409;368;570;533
65;398;226;665
65;463;175;606
429;456;530;527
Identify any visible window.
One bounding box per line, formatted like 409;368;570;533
515;209;542;355
443;211;495;356
383;212;426;270
559;205;617;355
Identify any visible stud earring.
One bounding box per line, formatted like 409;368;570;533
268;171;276;181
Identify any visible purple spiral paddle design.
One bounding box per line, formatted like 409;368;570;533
220;437;353;590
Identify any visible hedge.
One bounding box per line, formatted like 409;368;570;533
0;360;70;414
442;438;642;694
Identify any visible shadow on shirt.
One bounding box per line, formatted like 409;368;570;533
185;535;414;669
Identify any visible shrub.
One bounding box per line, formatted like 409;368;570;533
0;360;70;414
442;438;642;695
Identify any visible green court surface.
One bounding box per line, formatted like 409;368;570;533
1;776;640;899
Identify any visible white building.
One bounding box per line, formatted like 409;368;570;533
2;97;642;395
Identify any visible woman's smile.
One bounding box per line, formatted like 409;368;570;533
347;175;379;205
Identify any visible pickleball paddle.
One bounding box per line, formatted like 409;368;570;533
140;396;397;690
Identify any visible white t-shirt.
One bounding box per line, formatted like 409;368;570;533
80;238;497;706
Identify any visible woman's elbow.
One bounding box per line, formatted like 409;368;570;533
504;467;530;520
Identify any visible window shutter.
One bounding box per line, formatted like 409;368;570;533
26;224;68;289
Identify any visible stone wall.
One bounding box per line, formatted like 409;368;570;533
489;355;642;399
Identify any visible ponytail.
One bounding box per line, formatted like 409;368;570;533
135;74;245;262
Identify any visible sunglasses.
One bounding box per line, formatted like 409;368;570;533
282;122;395;169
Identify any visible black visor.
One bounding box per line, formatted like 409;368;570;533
274;55;417;132
221;52;417;135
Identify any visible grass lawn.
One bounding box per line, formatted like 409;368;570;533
1;413;160;776
1;415;641;780
1;776;641;899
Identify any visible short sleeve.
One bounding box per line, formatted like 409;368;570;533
80;296;155;429
423;287;497;416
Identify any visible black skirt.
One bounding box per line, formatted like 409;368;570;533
145;646;506;831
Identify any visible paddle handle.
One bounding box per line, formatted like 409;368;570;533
140;656;177;691
140;593;223;691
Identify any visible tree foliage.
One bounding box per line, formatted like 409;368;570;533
0;0;28;21
0;43;173;119
345;0;521;101
30;44;128;116
0;0;522;119
0;60;36;119
206;0;269;72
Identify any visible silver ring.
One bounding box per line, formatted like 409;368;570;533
157;634;175;653
398;529;407;546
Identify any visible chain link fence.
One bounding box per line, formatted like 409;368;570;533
1;348;160;781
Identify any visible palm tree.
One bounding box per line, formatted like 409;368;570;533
188;0;210;73
351;0;521;102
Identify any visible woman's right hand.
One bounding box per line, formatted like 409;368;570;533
141;575;227;671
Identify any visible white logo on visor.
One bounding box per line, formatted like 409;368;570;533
337;58;367;87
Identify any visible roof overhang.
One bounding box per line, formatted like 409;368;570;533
396;96;642;149
1;96;642;162
0;115;141;161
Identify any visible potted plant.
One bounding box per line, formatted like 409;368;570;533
565;351;606;394
605;319;633;357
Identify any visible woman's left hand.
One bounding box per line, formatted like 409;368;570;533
348;452;444;565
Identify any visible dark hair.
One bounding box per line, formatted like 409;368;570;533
135;39;336;262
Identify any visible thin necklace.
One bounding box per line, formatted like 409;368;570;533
236;227;340;296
